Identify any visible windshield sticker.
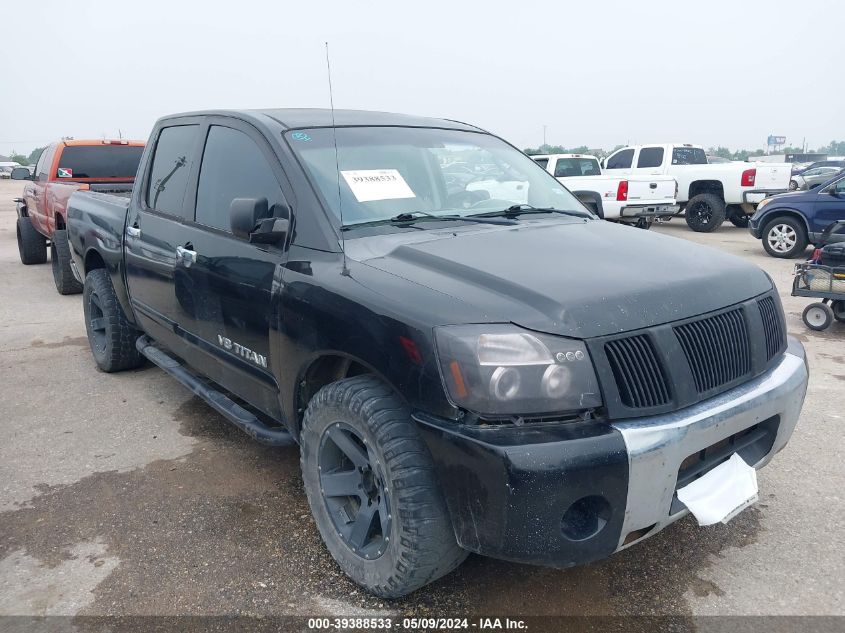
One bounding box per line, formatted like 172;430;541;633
57;168;73;178
291;132;311;142
341;169;416;203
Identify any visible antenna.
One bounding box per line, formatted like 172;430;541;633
325;42;349;276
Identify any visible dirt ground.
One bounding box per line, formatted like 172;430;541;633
0;179;842;624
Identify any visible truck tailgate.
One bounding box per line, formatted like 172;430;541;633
626;175;676;203
752;163;791;191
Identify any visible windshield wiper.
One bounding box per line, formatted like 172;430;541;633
470;204;592;220
342;211;516;230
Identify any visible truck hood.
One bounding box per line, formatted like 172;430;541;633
347;219;773;339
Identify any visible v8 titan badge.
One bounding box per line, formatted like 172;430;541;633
57;168;73;178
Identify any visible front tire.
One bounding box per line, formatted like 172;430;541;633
51;229;83;295
802;302;833;331
83;269;144;372
684;193;726;232
762;216;808;258
16;217;47;265
300;375;467;598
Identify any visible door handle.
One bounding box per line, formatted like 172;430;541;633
176;245;197;265
127;226;141;238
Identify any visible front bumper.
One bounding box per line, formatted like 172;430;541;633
416;337;808;567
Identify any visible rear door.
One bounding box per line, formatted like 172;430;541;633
175;119;290;417
632;146;665;176
124;121;203;356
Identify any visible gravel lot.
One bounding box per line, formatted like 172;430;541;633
0;178;842;622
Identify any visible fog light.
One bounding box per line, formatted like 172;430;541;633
560;495;611;541
489;366;520;400
541;364;571;398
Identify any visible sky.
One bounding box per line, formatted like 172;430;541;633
1;0;842;158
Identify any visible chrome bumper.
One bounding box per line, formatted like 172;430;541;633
619;203;679;218
610;336;808;549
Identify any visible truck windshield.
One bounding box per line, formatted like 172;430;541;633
56;145;144;179
286;127;587;227
671;147;708;165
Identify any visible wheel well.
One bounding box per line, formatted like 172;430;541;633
295;355;371;431
84;249;106;274
688;180;725;201
572;191;604;218
759;209;810;236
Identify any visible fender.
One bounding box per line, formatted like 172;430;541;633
571;190;604;218
755;206;812;237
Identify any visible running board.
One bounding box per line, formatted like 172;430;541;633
135;335;295;446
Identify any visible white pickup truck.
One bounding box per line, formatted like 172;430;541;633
533;153;677;228
601;144;791;232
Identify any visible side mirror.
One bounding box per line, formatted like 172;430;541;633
11;167;31;180
229;197;290;244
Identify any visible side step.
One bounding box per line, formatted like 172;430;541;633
136;335;296;446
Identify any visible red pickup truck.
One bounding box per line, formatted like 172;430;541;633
13;139;144;294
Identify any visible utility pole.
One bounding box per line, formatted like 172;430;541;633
542;125;547;149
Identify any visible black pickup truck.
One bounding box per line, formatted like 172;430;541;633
67;109;809;597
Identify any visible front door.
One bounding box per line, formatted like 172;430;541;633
25;144;55;234
812;176;845;244
175;122;289;418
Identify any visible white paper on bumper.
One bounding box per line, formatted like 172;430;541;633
676;453;759;526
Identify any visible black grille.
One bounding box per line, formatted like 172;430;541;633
605;335;671;408
674;309;750;394
757;296;785;361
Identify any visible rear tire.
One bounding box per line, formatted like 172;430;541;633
762;216;808;258
16;217;47;265
802;302;833;331
684;193;726;232
51;229;83;295
300;375;467;598
83;269;144;372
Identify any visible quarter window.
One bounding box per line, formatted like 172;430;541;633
36;145;56;180
606;149;634;169
195;126;284;233
637;147;664;168
146;125;199;218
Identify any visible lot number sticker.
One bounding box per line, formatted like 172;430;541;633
341;169;416;203
57;168;73;178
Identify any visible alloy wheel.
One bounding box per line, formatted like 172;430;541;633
319;422;392;560
766;223;797;253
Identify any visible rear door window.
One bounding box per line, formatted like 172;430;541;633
671;147;708;165
195;125;284;233
606;149;634;169
36;145;56;181
637;147;664;168
146;125;199;218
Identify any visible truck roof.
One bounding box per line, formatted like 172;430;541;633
159;108;485;133
532;153;598;160
57;139;145;147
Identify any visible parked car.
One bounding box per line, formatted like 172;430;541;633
792;159;845;176
749;171;845;257
789;166;843;191
0;161;22;178
533;153;677;227
67;108;807;598
12;139;144;294
602;143;791;231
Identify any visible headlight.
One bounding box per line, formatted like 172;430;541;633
756;197;772;211
434;324;602;417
